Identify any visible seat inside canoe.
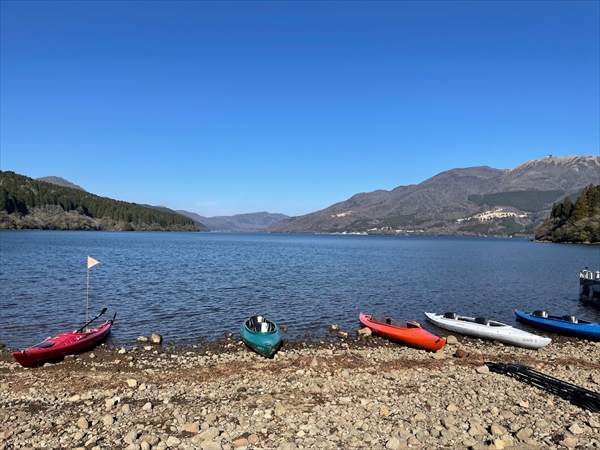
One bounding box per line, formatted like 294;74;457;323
33;342;55;348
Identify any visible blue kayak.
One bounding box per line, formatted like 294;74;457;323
515;310;600;341
240;315;282;357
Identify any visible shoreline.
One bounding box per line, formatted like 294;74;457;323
2;334;600;450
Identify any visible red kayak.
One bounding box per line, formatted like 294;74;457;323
359;312;446;351
12;314;115;368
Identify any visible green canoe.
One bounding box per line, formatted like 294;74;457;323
240;315;282;357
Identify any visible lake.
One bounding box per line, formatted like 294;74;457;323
1;231;599;349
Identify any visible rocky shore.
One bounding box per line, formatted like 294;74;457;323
1;331;600;450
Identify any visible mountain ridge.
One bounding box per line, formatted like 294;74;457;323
266;155;600;236
17;155;600;236
176;210;288;232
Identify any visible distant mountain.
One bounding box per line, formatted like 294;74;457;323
36;176;86;191
16;175;286;232
177;210;289;232
266;155;600;237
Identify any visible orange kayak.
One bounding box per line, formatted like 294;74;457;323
359;312;445;351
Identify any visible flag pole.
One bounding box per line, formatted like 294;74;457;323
86;264;90;329
86;256;100;332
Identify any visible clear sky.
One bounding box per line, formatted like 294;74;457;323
1;1;598;217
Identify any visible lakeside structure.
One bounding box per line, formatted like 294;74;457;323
580;268;600;308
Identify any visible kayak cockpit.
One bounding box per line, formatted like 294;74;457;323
33;342;55;349
246;315;275;333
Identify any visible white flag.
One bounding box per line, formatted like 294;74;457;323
87;256;100;269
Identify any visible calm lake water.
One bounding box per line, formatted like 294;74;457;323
1;231;599;350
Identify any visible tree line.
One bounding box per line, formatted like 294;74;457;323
534;184;600;243
0;171;205;231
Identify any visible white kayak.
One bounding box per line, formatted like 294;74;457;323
424;312;551;350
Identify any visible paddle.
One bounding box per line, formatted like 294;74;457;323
76;307;108;333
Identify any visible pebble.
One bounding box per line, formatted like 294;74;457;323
1;336;599;449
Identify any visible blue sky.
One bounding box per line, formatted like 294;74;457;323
1;1;598;217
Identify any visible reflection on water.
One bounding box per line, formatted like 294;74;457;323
1;231;599;349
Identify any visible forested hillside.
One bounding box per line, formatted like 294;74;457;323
0;171;204;231
534;184;600;243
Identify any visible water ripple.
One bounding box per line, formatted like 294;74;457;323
1;231;599;349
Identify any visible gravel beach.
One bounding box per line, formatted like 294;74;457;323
1;330;600;450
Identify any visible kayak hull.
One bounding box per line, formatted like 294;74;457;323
240;315;282;358
515;310;600;341
424;312;551;350
12;319;113;368
359;313;445;351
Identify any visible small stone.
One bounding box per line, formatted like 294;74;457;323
274;404;287;416
77;417;89;430
468;422;488;436
407;436;421;446
277;442;298;450
124;430;139;444
126;379;137;388
569;423;583;434
136;336;149;343
357;327;371;337
476;365;489;374
454;349;467;358
103;415;114;426
515;428;533;441
493;439;508;449
0;430;12;441
142;402;153;411
181;422;199;433
446;335;458;345
234;437;249;447
150;333;163;344
413;412;427;421
202;442;224;450
198;427;220;440
490;423;507;435
385;437;402;450
166;436;181;447
139;434;160;446
560;437;579;448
